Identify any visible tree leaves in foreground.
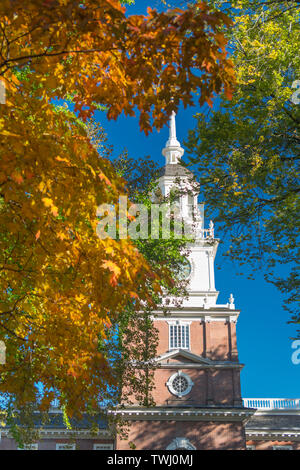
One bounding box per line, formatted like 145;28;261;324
0;0;235;132
0;0;235;417
0;102;165;417
186;0;300;327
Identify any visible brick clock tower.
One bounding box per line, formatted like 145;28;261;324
115;113;254;450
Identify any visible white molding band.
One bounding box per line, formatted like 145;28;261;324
1;428;112;440
159;363;244;370
246;430;300;441
151;313;239;322
109;408;254;423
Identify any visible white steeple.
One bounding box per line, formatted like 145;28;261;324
158;113;220;309
162;111;184;164
166;110;180;147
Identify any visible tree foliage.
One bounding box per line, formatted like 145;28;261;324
186;0;300;326
0;105;164;415
0;0;235;416
0;0;235;131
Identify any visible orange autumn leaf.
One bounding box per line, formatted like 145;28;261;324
129;292;139;299
98;172;112;187
102;260;121;278
11;172;23;184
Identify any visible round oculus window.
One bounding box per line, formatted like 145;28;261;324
166;371;194;398
172;375;189;394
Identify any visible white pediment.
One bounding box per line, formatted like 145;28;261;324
155;349;212;365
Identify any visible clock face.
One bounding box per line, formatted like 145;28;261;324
178;258;192;280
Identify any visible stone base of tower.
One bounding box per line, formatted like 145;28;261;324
114;408;253;450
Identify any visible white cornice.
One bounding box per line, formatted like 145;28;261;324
155;349;243;370
156;349;211;365
151;311;240;322
246;430;300;441
185;291;220;297
151;307;240;314
254;409;300;416
108;407;255;423
1;428;112;439
158;363;244;370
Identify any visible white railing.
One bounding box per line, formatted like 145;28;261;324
243;398;300;410
198;228;214;239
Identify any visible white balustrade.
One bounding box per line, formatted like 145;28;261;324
195;228;214;240
243;398;300;410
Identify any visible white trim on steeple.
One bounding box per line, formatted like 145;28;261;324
162;111;184;164
166;110;180;147
157;113;223;310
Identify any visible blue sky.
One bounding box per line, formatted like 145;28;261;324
91;1;299;398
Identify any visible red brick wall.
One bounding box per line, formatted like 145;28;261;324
150;368;239;406
133;319;242;408
116;420;246;450
152;369;207;406
154;319;238;362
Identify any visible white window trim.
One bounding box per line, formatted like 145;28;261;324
166;437;196;450
168;320;191;351
93;443;114;450
166;370;194;398
56;443;76;450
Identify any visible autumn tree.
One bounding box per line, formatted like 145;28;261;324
185;0;299;327
0;0;235;417
0;0;235;129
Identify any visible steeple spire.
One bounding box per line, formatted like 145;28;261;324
166;111;180;147
162;111;184;165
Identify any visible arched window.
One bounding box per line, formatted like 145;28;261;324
166;438;196;450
